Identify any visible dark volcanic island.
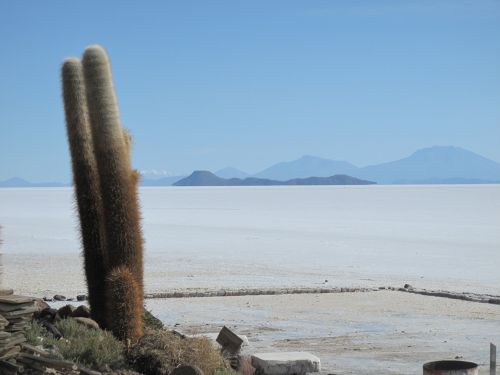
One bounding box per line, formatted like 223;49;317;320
174;170;376;186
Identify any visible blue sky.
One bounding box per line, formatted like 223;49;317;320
1;0;499;181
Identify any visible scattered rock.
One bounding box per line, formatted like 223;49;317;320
404;284;412;289
251;352;321;375
38;308;58;322
34;298;50;312
171;364;205;375
42;297;53;302
58;304;76;319
53;295;66;301
72;305;91;318
73;317;99;330
77;295;88;301
98;364;112;373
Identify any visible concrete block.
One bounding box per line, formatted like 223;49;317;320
251;352;321;375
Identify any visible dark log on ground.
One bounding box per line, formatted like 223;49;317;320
40;320;62;339
0;359;24;374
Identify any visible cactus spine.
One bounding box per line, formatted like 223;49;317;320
62;58;108;328
106;266;143;340
62;46;144;341
82;46;144;291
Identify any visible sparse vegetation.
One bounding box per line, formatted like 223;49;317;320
128;329;228;375
26;319;127;370
26;313;234;375
143;309;164;330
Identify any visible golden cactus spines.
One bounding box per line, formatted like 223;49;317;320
61;57;108;328
106;266;144;341
82;45;144;285
82;45;144;333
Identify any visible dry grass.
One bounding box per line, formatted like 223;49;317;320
128;329;228;375
26;319;127;370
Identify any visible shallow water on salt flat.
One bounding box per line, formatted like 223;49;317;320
1;185;499;296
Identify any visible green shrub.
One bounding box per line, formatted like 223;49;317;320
143;309;164;330
25;320;46;346
25;319;126;370
214;368;241;375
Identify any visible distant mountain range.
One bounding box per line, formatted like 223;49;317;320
174;171;375;186
0;177;68;188
215;146;500;185
140;175;186;186
2;146;500;187
254;155;357;181
352;146;500;184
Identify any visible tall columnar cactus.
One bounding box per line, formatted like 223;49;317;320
62;45;144;341
82;46;144;291
106;266;143;340
62;58;108;328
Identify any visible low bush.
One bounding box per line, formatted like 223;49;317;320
25;318;126;370
128;329;227;375
143;309;164;330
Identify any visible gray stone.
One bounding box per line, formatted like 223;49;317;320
171;364;205;375
73;317;99;330
252;352;321;375
57;304;76;319
76;295;87;301
72;305;91;318
53;295;66;301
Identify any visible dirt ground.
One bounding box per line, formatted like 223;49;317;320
146;291;500;375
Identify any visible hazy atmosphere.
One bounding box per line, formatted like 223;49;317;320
1;0;499;181
1;2;499;375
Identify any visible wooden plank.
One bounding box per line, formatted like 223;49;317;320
491;343;497;375
0;335;26;349
1;306;37;317
0;359;24;374
78;366;103;375
21;343;52;356
0;302;35;312
0;345;20;360
19;352;78;370
0;295;34;305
